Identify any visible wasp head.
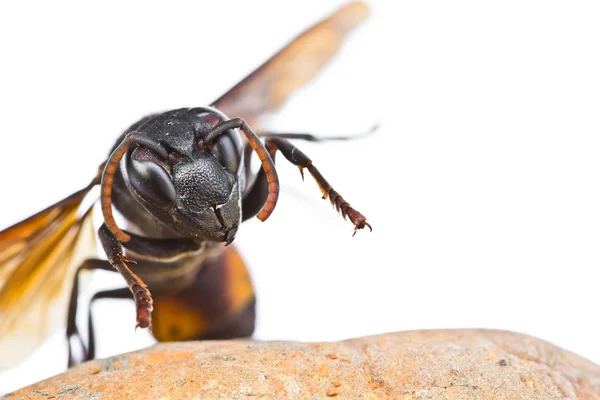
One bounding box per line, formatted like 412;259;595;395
119;107;245;244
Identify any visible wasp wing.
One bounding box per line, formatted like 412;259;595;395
0;188;97;369
211;2;369;126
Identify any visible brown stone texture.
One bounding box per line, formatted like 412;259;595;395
6;329;600;399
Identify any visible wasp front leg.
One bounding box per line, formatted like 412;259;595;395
98;223;153;329
243;137;371;235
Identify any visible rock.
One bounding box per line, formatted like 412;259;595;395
6;329;600;399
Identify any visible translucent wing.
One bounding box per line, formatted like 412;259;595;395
211;2;369;126
0;188;97;369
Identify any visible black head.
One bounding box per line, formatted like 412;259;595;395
119;107;245;243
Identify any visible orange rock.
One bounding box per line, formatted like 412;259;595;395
6;329;600;399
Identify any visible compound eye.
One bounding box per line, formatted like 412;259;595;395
212;130;240;174
127;158;177;209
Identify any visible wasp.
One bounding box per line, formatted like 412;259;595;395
0;2;371;369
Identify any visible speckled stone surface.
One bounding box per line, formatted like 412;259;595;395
6;329;600;399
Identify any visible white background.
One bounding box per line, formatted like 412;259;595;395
1;0;599;394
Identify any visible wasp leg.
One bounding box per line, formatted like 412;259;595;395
67;232;202;366
68;246;255;364
243;137;371;235
67;259;114;367
243;127;376;220
98;223;205;330
98;223;154;330
257;125;377;142
86;288;131;362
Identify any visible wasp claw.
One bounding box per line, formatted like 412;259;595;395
352;220;370;236
135;321;152;331
298;166;305;181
